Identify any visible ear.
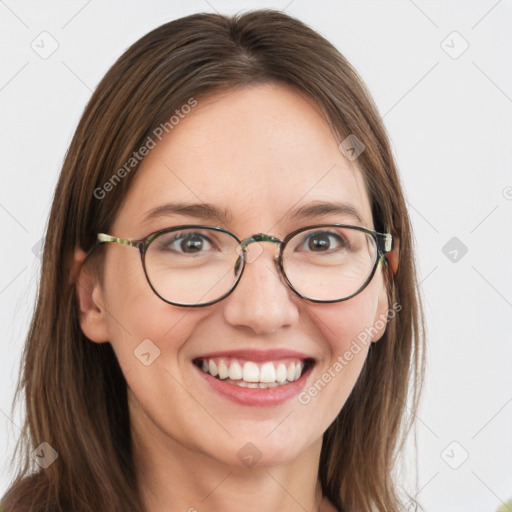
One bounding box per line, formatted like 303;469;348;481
385;237;400;277
370;278;390;343
73;247;110;343
371;239;400;343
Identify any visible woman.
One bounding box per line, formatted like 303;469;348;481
2;9;425;512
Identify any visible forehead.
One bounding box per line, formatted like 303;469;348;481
114;82;373;234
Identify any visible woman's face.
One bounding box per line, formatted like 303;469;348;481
80;82;390;468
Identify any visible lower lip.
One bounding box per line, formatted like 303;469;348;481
194;363;313;406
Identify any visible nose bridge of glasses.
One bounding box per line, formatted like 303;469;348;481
238;233;282;263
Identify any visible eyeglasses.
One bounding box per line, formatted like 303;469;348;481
96;224;394;307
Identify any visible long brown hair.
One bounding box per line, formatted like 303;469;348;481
2;10;425;512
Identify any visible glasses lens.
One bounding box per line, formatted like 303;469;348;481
144;228;241;306
282;226;379;301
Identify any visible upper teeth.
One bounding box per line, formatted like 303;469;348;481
200;358;305;384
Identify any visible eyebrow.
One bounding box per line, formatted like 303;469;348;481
283;201;366;225
140;200;366;227
141;202;233;225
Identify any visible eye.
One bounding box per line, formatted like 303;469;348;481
301;231;349;252
164;232;214;253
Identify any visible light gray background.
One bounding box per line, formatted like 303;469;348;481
1;1;511;510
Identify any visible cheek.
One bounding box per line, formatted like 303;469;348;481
302;278;384;411
100;252;215;447
100;250;204;374
312;280;382;355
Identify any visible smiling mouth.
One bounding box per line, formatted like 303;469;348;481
193;357;315;388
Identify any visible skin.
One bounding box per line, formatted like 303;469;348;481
74;82;393;512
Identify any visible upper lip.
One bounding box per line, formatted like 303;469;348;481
193;349;315;363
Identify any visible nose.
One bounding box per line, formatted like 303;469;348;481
221;242;300;335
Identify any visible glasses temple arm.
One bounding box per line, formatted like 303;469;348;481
97;233;140;248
